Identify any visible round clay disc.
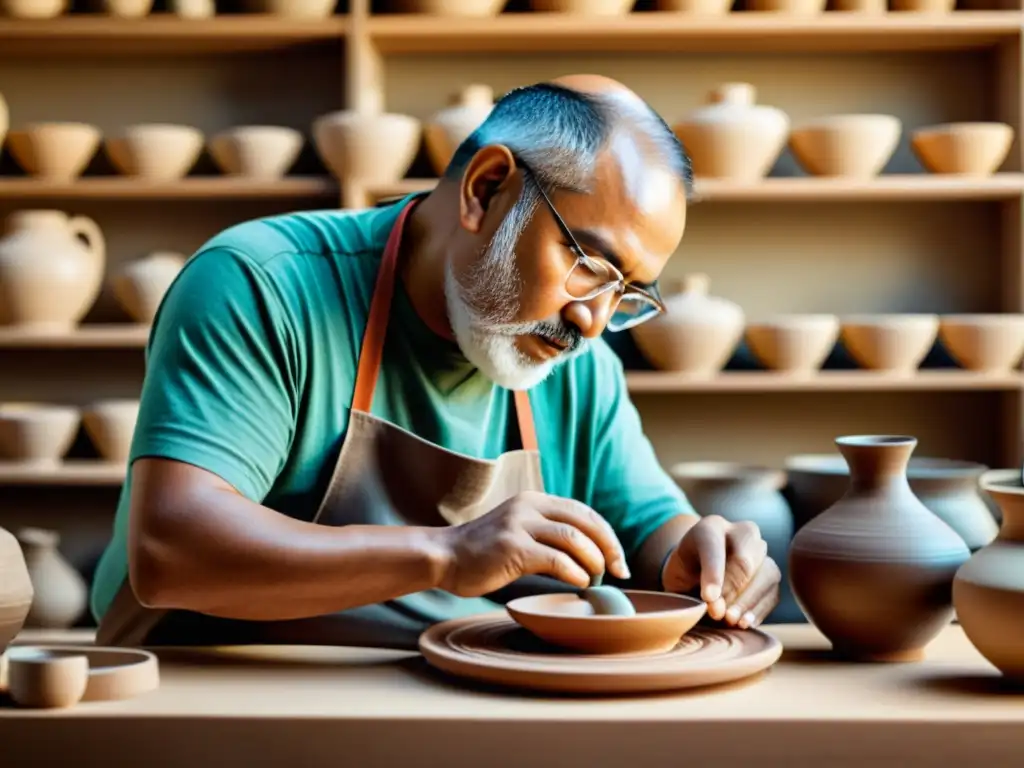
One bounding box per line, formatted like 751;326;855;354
418;611;783;694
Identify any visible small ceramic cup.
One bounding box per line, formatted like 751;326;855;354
6;649;89;709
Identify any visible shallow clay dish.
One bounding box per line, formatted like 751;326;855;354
4;645;159;702
505;590;707;655
419;612;782;694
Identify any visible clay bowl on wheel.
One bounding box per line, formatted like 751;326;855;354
505;590;707;655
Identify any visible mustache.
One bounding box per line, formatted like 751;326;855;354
531;320;584;353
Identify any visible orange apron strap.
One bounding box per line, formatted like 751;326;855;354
514;389;538;453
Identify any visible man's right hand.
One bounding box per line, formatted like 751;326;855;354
434;491;631;597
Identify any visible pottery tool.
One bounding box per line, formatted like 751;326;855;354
579;585;637;617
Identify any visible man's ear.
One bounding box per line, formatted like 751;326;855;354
458;145;519;234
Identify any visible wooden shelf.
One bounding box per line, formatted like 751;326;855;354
0;14;349;56
367;11;1023;54
0;325;150;349
0;177;339;201
625;370;1024;393
0;460;125;486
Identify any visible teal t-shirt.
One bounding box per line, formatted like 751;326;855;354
90;196;695;622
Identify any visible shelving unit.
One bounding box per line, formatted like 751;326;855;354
1;3;1023;613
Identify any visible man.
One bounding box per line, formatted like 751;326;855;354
90;74;781;650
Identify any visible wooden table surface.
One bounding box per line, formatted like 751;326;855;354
0;623;1021;767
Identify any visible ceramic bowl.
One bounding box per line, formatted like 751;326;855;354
5;648;89;709
243;0;337;15
387;0;506;14
6;122;101;181
789;114;901;178
839;314;939;373
208;126;304;179
529;0;635;13
745;0;825;12
82;399;140;463
0;403;80;464
312;110;422;186
0;0;68;17
506;590;707;655
653;0;734;12
745;314;840;375
911;122;1014;177
105;123;204;181
938;314;1024;373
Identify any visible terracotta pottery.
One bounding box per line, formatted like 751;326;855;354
17;527;88;630
111;251;187;325
746;0;825;12
890;0;954;11
630;274;745;375
0;209;106;330
745;314;839;375
424;85;495;176
241;0;338;15
673;83;790;182
388;0;506;15
789;114;901;178
313;108;421;186
0;403;80;464
170;0;214;16
6;122;100;182
529;0;634;12
6;651;88;709
208;126;303;179
105;124;204;181
82;399;140;463
789;436;972;661
99;0;154;15
911;122;1014;177
653;0;733;11
938;314;1024;373
4;645;159;702
0;0;68;17
0;526;33;655
953;469;1024;682
670;461;801;622
839;314;939;374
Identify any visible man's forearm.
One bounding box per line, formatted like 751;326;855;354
633;513;699;591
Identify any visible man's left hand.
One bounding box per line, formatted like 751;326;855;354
661;515;781;629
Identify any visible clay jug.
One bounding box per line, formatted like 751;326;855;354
424;84;494;175
0;209;106;330
671;462;801;623
0;525;33;654
112;251;186;324
788;435;971;661
17;528;87;630
952;469;1024;682
672;82;790;182
629;273;744;375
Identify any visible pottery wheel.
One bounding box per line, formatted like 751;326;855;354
418;612;783;694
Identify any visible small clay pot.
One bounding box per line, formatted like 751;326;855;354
839;314;939;374
17;527;88;630
911;122;1014;177
745;314;839;375
208;126;304;179
938;314;1024;373
0;403;80;464
789;114;901;178
6;123;101;182
6;649;89;709
105;124;204;181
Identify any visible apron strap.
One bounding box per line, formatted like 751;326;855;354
350;198;539;453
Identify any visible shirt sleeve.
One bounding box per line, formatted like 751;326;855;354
584;342;697;564
129;246;299;502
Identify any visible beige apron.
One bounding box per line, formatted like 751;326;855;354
96;198;571;650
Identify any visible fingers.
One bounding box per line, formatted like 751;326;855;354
527;493;630;580
530;522;607;581
724;557;781;629
521;541;592;588
720;522;768;608
687;518;728;619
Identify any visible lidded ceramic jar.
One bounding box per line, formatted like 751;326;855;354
953;469;1024;682
629;273;744;375
672;83;790;182
112;251;187;324
0;209;106;330
424;84;495;176
17;527;87;630
789;435;971;661
0;525;34;654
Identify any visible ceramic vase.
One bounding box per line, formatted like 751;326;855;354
671;462;801;622
788;435;972;661
0;210;106;330
424;84;495;176
111;251;186;324
0;525;33;654
17;528;87;630
672;82;789;182
629;273;744;375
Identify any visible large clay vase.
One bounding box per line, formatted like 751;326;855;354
17;528;87;630
670;462;801;623
424;84;495;176
111;251;187;324
788;435;972;661
0;525;33;654
672;82;789;182
629;273;744;375
0;210;106;330
952;469;1024;682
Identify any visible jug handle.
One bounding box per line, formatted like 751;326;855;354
67;215;106;268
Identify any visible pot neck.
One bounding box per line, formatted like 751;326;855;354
837;438;915;494
987;488;1024;542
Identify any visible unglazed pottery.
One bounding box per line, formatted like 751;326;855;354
530;0;634;12
242;0;338;14
840;314;939;373
419;613;782;693
4;645;159;702
789;436;971;661
0;525;33;654
0;403;80;464
891;0;955;11
209;126;304;179
105;124;204;181
6;651;88;709
746;0;825;11
653;0;733;11
789;114;901;178
0;209;106;330
745;314;839;375
671;461;801;622
99;0;154;15
313;109;421;186
18;527;87;630
953;469;1024;682
672;83;789;182
111;251;187;324
0;92;7;146
831;0;886;11
911;122;1014;176
630;274;744;375
388;0;505;14
170;0;214;16
82;399;140;463
424;84;495;175
0;0;68;17
6;122;101;182
938;314;1024;373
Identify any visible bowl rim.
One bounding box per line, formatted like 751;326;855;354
505;589;706;622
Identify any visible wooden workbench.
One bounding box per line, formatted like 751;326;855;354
0;623;1020;767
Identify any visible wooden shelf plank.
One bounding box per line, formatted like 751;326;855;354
625;370;1024;393
0;177;338;201
0;325;150;349
0;14;348;56
368;11;1024;54
0;460;125;486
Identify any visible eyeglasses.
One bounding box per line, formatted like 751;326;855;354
523;164;667;333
